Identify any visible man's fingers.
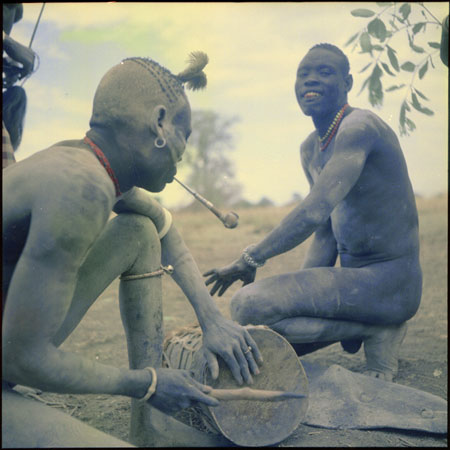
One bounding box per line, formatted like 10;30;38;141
220;352;244;385
218;281;233;297
234;346;253;384
192;390;220;407
204;349;220;380
245;333;264;365
203;269;216;277
209;281;222;297
204;275;218;286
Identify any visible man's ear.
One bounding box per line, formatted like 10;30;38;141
149;105;168;139
345;74;353;93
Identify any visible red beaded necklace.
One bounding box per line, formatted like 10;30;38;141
319;103;349;151
84;136;122;197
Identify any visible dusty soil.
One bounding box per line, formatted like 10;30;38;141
29;195;447;447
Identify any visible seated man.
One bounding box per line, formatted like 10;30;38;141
204;43;422;383
2;52;262;447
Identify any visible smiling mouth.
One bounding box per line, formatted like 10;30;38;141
304;91;322;99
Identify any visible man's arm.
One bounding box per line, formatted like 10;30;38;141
160;226;262;384
302;219;338;268
2;192;150;398
249;119;379;264
113;187;262;384
299;144;338;269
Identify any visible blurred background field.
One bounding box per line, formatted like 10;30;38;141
45;194;447;447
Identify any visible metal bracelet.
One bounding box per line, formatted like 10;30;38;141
242;245;265;268
139;367;158;402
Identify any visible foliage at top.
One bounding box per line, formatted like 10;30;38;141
345;2;445;136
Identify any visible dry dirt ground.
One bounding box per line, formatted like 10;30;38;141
27;195;447;447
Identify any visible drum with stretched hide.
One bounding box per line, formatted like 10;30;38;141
163;325;308;447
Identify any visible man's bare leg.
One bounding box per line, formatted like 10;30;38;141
51;213;228;446
2;387;133;448
116;215;229;446
230;262;418;382
269;316;407;381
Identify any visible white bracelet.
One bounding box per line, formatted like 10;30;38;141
139;367;157;402
242;245;265;268
158;207;173;239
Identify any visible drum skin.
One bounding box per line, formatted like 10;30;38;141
169;326;309;447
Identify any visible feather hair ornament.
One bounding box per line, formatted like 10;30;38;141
176;51;209;91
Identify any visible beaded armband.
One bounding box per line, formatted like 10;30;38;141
242;245;265;268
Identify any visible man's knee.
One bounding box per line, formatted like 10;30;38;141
113;213;161;257
230;285;265;325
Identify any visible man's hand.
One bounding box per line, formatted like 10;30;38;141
201;318;263;385
3;36;36;80
203;257;256;296
148;368;219;415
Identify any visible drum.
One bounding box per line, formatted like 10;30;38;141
163;325;308;447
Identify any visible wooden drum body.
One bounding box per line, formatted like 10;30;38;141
163;325;308;447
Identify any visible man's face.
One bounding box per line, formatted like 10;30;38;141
295;49;351;117
144;101;192;193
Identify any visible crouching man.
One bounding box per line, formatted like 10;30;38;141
2;52;262;447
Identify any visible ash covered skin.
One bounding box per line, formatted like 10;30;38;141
2;52;262;448
204;43;422;382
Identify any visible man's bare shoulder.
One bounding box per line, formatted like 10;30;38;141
300;130;317;160
340;108;392;138
4;144;115;253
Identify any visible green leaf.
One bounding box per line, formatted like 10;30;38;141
345;32;359;47
351;8;376;17
428;42;441;49
359;62;373;73
368;18;387;41
385;84;406;92
358;75;371;96
393;14;405;24
368;65;384;107
418;61;428;79
411;93;434;115
412;22;426;34
387;46;400;71
359;32;372;54
405;118;416;132
401;61;415;72
414;87;429;101
372;45;384;51
411;92;421;108
410;42;425;53
399;101;408;134
399;3;411;20
381;62;395;76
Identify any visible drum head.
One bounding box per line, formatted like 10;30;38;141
202;326;309;447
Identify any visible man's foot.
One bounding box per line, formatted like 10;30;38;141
363;322;408;382
341;339;363;354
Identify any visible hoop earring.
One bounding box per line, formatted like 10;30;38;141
154;137;166;148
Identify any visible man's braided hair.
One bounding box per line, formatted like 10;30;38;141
89;51;208;132
122;51;208;104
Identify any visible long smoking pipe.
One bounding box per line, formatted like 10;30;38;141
173;177;239;229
